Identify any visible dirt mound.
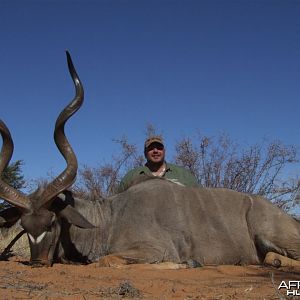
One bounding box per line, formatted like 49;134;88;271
0;257;298;299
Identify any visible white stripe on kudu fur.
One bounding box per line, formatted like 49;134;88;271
28;232;47;245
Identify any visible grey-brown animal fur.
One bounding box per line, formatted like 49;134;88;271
0;52;299;267
51;178;300;266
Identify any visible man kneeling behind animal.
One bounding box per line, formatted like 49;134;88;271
118;136;199;193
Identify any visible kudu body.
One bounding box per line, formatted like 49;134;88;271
0;53;300;268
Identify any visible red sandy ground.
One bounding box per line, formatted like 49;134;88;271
0;257;298;299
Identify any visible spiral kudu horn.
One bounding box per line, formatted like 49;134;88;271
39;51;84;208
0;120;31;210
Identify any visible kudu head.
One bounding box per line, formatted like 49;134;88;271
0;52;93;266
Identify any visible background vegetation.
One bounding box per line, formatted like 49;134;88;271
2;130;299;215
0;160;25;209
72;129;299;215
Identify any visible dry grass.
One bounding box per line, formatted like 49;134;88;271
0;222;29;259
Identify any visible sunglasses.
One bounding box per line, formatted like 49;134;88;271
146;143;164;151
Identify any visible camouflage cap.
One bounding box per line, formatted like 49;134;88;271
144;136;164;149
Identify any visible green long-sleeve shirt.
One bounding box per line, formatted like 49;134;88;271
118;162;199;193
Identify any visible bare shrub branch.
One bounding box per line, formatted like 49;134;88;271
175;133;298;202
145;123;163;139
73;136;144;198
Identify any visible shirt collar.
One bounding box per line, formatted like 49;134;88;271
140;161;172;174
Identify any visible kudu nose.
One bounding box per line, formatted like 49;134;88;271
30;259;52;267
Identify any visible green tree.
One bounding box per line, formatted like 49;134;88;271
0;160;26;208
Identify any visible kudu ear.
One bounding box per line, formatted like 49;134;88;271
52;191;95;229
58;205;95;229
0;206;22;227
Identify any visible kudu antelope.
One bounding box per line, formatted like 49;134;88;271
0;53;300;269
